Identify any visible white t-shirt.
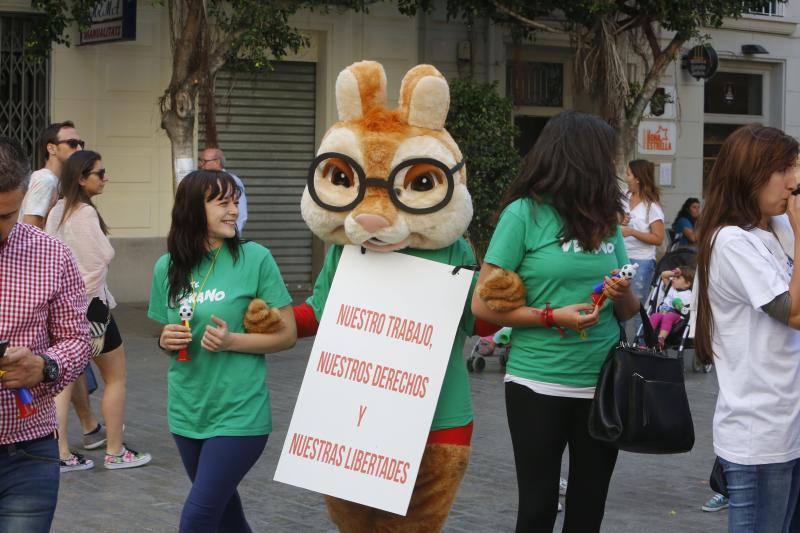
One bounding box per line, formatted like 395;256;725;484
708;225;800;465
622;197;664;261
19;168;59;220
658;286;692;313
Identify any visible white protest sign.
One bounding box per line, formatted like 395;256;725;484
274;245;473;515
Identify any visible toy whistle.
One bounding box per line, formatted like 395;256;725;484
177;304;193;362
591;263;639;309
0;341;36;418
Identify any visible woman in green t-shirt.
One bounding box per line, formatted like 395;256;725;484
148;170;296;532
472;111;639;532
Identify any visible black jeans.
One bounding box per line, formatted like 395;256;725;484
505;382;618;533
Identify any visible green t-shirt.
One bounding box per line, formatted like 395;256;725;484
307;239;477;431
483;198;628;386
147;241;292;438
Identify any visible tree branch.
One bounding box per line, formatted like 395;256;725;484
208;28;248;75
628;31;688;122
492;2;566;34
643;21;662;61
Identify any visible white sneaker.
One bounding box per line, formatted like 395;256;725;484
557;501;563;513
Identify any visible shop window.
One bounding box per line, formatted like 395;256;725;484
506;62;564;107
704;72;763;115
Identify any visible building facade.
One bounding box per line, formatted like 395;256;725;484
1;0;798;300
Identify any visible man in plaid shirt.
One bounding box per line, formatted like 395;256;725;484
0;137;91;532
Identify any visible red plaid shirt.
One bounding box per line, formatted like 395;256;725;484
0;223;90;444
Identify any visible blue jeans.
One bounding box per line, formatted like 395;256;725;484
173;433;268;533
628;258;655;337
719;457;800;533
0;437;60;533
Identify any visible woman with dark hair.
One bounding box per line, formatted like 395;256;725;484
622;160;665;312
695;124;800;531
148;170;296;532
46;150;151;470
672;197;701;247
472;110;639;532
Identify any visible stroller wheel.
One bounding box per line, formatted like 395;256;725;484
474;356;486;372
466;357;475;372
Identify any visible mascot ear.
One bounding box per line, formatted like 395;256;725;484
335;60;387;121
398;64;449;131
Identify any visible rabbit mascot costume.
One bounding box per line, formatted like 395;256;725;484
291;60;499;532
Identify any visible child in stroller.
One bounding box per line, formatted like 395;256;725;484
649;266;694;348
636;247;706;370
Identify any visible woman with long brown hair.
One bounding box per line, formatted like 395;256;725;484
46;150;151;470
622;160;665;329
148;170;296;532
695;124;800;532
472;110;639;532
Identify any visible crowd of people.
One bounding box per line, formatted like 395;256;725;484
1;111;798;533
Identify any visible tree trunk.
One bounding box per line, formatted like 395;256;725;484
161;85;198;188
614;115;636;180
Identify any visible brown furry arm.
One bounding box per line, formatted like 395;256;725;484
243;299;284;334
476;268;526;312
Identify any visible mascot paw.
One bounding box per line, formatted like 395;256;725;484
243;299;284;334
477;268;526;312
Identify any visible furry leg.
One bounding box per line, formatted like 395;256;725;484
325;495;377;533
372;443;470;532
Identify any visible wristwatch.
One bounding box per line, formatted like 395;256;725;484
39;354;59;383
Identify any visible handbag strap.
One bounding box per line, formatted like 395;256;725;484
618;304;658;349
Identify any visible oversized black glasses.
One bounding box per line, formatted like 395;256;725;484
55;139;85;149
307;152;464;214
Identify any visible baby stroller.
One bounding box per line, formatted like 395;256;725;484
467;327;511;372
634;247;707;372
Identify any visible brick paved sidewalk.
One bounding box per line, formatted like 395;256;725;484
52;304;725;533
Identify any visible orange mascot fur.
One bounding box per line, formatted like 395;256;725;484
290;60;512;532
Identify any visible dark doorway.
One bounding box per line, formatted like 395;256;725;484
703;123;746;191
514;115;550;157
0;14;50;164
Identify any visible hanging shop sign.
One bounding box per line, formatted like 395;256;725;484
79;0;137;45
644;85;676;120
683;44;719;81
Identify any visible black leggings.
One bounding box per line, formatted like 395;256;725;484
505;382;618;533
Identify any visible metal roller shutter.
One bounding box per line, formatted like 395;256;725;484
200;61;316;294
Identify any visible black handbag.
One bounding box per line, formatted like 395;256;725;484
588;305;695;454
709;457;729;497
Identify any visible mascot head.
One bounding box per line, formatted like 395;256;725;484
301;61;472;252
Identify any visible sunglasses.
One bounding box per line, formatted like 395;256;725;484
55;139;85;150
86;169;107;180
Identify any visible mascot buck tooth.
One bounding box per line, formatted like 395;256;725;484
292;60;504;532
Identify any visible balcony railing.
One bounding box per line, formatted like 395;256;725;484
748;1;785;17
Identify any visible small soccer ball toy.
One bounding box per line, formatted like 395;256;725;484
178;302;193;322
617;263;639;280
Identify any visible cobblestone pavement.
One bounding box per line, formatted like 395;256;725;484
53;304;725;533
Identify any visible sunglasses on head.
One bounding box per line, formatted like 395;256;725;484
55;139;85;150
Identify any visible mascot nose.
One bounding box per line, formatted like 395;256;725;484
354;214;390;234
